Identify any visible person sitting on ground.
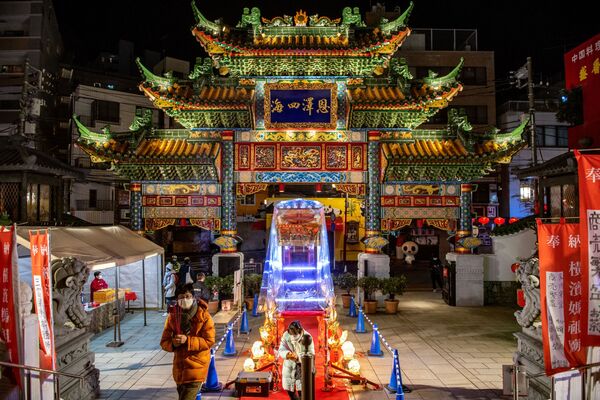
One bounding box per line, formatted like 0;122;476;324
160;283;215;400
192;272;211;303
278;320;315;400
90;271;108;301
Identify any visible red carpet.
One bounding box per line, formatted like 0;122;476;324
242;312;349;400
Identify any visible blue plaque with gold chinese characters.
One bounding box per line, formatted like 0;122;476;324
264;82;337;129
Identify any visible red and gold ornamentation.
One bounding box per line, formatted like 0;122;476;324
236;183;268;196
144;218;176;231
425;219;450;231
381;219;412;231
336;184;365;196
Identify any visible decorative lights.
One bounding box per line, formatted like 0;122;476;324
243;358;255;372
341;341;355;360
251;341;265;359
347;359;361;374
477;216;490;225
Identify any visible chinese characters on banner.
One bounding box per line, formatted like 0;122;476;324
564;33;600;149
0;226;20;386
575;151;600;345
537;220;587;375
29;230;55;376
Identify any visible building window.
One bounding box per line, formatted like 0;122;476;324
519;179;534;203
240;194;255;205
460;67;487;85
92;100;119;123
535;125;569;148
557;127;569;147
89;189;97;208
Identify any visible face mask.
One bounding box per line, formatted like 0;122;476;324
97;276;102;280
290;334;301;342
178;298;194;310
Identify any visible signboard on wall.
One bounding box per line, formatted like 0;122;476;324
564;33;600;149
264;83;337;129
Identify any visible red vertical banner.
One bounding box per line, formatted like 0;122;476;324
0;225;20;386
575;151;600;346
29;230;55;376
564;34;600;149
538;219;587;375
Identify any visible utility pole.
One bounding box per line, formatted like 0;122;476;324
527;57;537;166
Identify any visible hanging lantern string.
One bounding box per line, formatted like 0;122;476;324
212;311;243;353
351;297;394;355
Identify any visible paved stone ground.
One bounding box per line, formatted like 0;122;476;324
91;292;517;400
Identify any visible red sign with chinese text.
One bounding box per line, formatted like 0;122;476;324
575;151;600;346
538;220;587;376
0;226;20;386
29;230;55;378
564;33;600;149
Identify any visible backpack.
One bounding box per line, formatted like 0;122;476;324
173;272;180;286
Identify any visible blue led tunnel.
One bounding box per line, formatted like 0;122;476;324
258;199;334;312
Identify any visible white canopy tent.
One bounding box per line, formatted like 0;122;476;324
16;226;164;315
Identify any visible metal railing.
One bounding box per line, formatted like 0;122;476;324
0;360;86;400
512;361;600;400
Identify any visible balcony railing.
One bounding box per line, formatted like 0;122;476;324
75;199;115;211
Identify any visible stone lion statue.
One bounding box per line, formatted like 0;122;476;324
514;254;540;328
52;257;91;336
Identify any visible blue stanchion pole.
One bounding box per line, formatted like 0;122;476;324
251;293;259;317
355;309;367;333
368;324;384;356
222;324;237;356
387;349;405;398
239;305;250;334
202;349;223;392
348;297;357;317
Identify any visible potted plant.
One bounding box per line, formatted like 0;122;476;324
358;276;381;314
244;273;262;310
334;273;358;308
204;275;221;314
219;275;235;311
381;276;407;314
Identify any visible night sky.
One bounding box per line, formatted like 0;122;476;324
54;0;597;83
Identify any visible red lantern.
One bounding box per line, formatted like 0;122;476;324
509;217;519;224
511;262;520;273
494;217;506;226
416;219;424;228
517;289;525;308
471;217;476;223
478;216;490;225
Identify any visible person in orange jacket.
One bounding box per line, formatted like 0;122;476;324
160;283;216;399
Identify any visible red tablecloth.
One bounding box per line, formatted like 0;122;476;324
125;291;137;301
